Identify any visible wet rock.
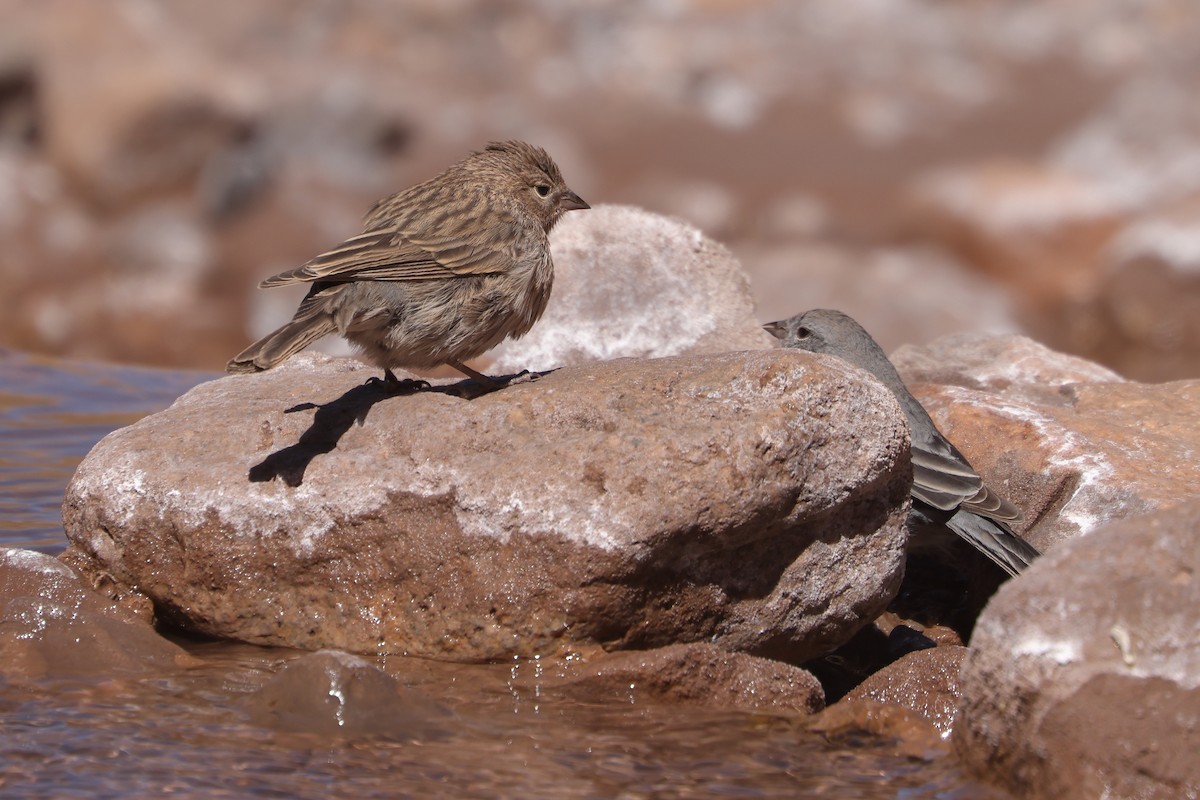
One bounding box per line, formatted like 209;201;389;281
891;332;1200;549
954;501;1200;799
563;642;824;715
61;349;911;663
3;547;116;616
0;548;188;678
487;204;774;374
245;650;451;740
800;612;959;704
809;698;948;762
844;645;967;736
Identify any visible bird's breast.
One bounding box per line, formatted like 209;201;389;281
500;243;554;337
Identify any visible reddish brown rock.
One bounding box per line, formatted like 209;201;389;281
893;330;1123;403
561;642;824;715
954;501;1200;800
1093;198;1200;380
488;204;775;374
844;645;967;736
0;548;189;678
800;612;964;706
62;349;911;663
891;332;1200;550
906;161;1125;306
1050;72;1200;381
245;650;452;740
900;156;1200;378
808;698;949;762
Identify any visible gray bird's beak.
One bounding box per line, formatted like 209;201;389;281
559;191;590;211
762;320;786;340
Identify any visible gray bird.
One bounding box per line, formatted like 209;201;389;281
764;309;1041;577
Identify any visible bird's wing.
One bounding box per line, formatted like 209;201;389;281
259;220;520;288
958;482;1022;521
910;444;985;511
944;509;1041;577
910;438;1021;522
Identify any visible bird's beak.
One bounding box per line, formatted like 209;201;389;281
558;191;590;211
762;320;786;340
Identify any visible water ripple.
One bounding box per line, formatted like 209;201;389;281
0;348;213;552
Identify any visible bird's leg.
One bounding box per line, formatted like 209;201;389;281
445;359;500;391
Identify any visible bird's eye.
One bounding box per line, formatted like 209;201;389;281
794;326;811;339
535;184;551;198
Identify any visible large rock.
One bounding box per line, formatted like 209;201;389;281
244;650;453;740
61;349;911;663
891;332;1200;549
487;204;775;374
954;502;1200;800
559;642;825;715
843;645;967;736
807;699;948;762
0;548;189;678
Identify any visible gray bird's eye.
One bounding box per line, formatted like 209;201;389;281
794;326;811;339
535;184;551;197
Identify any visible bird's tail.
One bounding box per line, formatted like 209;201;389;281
226;314;337;374
945;511;1042;578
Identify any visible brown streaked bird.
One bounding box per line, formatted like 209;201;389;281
227;141;589;390
764;309;1041;577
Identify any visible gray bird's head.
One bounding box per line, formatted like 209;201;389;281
763;309;897;383
472;140;589;232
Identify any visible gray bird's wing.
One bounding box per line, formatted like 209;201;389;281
942;508;1041;577
910;432;1021;522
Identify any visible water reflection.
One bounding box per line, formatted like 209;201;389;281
0;640;1004;799
0;348;213;552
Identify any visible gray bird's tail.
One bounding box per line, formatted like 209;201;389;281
945;511;1042;578
226;315;336;374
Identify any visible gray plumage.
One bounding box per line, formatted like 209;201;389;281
227;141;588;388
764;309;1040;577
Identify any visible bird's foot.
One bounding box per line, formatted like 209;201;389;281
368;370;431;394
446;360;501;393
505;369;541;386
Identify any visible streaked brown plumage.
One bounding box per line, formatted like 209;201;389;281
227;141;588;388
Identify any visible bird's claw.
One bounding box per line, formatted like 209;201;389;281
506;369;540;385
368;372;431;394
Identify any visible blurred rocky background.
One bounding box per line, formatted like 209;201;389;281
2;0;1199;381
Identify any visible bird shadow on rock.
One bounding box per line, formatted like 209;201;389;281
247;370;550;487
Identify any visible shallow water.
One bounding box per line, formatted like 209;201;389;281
0;350;1005;799
0;349;213;554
